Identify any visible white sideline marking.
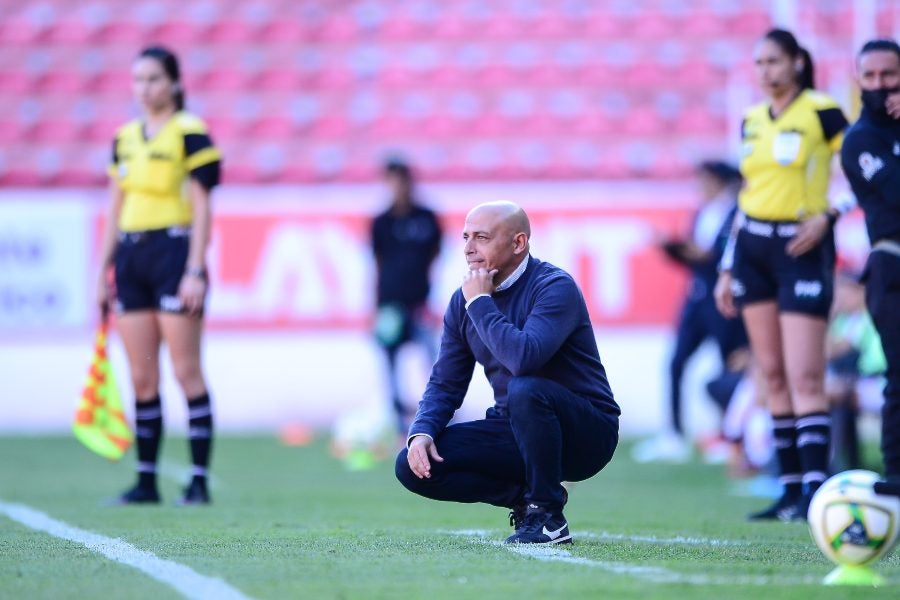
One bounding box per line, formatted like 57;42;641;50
0;501;251;600
578;531;749;547
445;530;819;586
441;528;748;547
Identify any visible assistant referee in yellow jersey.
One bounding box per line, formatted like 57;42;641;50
715;29;849;522
96;46;221;506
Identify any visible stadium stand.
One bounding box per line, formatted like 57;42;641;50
0;0;896;185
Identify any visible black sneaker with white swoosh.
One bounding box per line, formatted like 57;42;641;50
504;505;572;545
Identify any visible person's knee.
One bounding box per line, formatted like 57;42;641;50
130;370;159;400
790;366;825;398
756;360;788;395
507;375;545;416
172;361;205;397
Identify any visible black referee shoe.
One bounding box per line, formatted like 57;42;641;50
748;492;805;522
110;484;160;505
176;477;210;506
505;506;572;545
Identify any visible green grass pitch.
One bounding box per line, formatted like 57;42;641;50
1;435;897;598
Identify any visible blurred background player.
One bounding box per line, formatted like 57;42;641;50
838;38;900;497
96;46;221;505
715;29;849;521
633;160;747;463
371;158;442;435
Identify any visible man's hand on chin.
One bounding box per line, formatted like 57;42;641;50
887;92;900;119
462;267;498;302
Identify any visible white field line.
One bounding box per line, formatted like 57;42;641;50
578;531;750;547
0;501;251;600
440;528;749;547
444;529;823;586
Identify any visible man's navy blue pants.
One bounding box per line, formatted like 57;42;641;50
866;250;900;478
395;376;619;512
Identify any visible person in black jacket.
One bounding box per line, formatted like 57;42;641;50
632;161;748;463
839;39;900;496
371;159;442;434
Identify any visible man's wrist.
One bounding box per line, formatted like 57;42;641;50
185;266;207;280
407;433;433;448
465;293;491;310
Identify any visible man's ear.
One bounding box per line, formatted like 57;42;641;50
512;232;528;254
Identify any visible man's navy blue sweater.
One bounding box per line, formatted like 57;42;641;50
409;256;619;440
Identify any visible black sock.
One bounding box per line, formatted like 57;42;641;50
797;412;831;496
187;393;213;480
772;414;802;498
829;406;859;472
135;396;163;489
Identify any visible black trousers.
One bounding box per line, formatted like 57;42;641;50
865;250;900;477
395;376;619;512
669;285;747;433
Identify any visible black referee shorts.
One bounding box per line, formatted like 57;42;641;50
114;227;192;314
731;216;834;318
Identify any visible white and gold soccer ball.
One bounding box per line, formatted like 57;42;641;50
808;470;900;567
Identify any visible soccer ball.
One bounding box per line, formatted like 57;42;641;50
808;470;900;567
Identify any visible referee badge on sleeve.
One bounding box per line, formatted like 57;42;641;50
117;163;128;178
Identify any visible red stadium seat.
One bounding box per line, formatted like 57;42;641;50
681;10;728;36
315;12;359;43
206;19;255;44
622;106;663;136
0;146;43;186
0;4;57;44
675;105;726;135
727;8;771;35
3;2;863;184
45;6;109;44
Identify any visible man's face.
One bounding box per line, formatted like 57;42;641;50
857;50;900;91
462;208;519;279
385;172;411;204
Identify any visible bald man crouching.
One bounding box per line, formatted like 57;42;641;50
395;202;620;544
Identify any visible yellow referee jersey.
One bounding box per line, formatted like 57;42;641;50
739;90;848;221
108;111;221;232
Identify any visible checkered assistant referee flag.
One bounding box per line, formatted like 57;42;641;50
72;320;133;460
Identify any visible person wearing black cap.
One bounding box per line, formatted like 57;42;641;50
370;159;443;434
839;39;900;496
633;161;747;463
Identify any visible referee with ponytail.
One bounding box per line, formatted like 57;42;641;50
715;29;849;521
96;46;221;505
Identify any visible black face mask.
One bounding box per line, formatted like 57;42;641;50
861;86;900;117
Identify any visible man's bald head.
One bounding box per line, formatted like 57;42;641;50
462;202;531;282
466;201;531;239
